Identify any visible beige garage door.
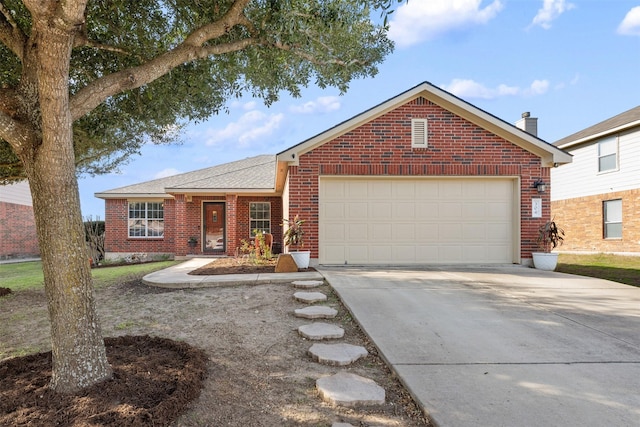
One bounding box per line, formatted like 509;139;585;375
319;177;517;265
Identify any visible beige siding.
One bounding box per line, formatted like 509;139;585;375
0;181;33;206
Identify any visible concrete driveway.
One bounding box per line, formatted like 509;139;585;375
319;265;640;427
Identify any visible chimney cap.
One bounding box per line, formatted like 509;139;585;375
522;111;531;118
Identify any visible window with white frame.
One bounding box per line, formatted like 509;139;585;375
249;202;271;236
128;202;164;238
411;118;428;148
603;199;622;239
598;137;618;172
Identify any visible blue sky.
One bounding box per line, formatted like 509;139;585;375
79;0;640;218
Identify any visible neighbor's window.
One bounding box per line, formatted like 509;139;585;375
411;118;428;148
249;202;271;236
603;199;622;239
598;137;618;172
128;202;164;238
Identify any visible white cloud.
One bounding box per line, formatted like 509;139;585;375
617;6;640;35
441;78;549;99
154;168;181;179
290;96;341;114
530;0;575;30
388;0;504;48
204;108;284;147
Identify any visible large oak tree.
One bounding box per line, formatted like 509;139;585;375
0;0;397;393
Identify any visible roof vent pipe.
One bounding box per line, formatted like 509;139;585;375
516;111;538;137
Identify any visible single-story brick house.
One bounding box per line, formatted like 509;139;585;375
96;82;571;265
551;105;640;254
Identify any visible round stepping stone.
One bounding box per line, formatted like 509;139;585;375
294;291;327;303
294;306;338;319
292;280;324;289
316;372;385;407
298;322;344;340
308;343;368;366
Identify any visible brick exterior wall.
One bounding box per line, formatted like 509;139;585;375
287;97;551;261
103;195;283;258
0;201;40;259
551;189;640;254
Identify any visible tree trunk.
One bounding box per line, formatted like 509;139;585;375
21;18;112;394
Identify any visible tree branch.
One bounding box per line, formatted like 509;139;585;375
0;109;40;157
70;0;256;121
0;1;27;59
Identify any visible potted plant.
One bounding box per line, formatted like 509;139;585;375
282;215;310;269
532;219;564;271
187;236;198;248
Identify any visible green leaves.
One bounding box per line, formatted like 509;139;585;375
0;0;398;180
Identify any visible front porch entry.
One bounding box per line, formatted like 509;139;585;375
203;202;225;253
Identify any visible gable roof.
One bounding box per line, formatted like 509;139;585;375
277;81;571;167
95;155;276;199
553;105;640;149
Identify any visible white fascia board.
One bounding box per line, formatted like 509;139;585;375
557;120;640;150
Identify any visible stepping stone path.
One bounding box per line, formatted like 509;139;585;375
292;280;324;289
295;305;338;319
290;278;385;419
316;372;385;407
298;322;344;340
293;291;327;303
308;343;368;366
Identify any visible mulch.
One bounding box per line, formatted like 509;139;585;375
0;335;208;427
188;258;315;276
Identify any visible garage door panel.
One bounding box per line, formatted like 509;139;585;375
348;202;368;219
346;223;368;240
439;223;462;240
348;181;370;199
347;245;369;263
439;202;462;218
462;223;487;241
393;223;416;241
372;223;392;240
370;181;392;198
394;202;416;219
319;178;515;265
392;246;416;262
370;202;392;219
323;202;345;220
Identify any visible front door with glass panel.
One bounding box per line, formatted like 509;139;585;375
203;202;225;252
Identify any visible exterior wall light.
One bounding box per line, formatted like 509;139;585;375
533;179;546;193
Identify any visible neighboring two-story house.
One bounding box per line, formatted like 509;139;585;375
97;82;571;266
0;181;40;260
551;106;640;255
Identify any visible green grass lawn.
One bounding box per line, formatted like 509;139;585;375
556;253;640;288
0;260;181;291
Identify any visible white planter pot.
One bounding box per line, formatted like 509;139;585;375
289;251;311;269
532;252;559;271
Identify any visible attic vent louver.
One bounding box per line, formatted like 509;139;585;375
415;96;427;105
411;118;428;148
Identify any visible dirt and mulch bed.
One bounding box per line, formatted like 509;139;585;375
0;262;431;426
189;256;316;275
0;336;207;426
0;287;11;297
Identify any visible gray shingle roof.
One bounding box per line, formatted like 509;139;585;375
554;105;640;148
95;154;276;197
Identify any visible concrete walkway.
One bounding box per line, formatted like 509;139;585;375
318;265;640;427
142;257;323;287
